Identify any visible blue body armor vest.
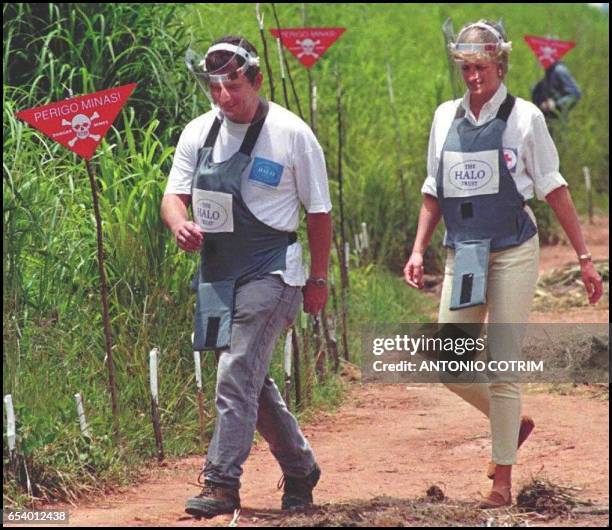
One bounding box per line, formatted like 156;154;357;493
436;94;537;310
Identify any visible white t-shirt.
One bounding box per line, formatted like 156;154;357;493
165;101;332;286
421;83;568;200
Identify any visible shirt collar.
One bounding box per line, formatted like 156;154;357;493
461;83;508;125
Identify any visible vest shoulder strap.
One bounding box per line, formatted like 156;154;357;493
202;100;270;155
454;102;466;119
453;94;515;122
203;117;222;148
496;94;516;122
239;100;270;156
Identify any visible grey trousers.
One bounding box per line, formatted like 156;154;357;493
204;274;317;489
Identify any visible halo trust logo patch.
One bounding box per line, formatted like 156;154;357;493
249;157;284;187
194;198;228;230
449;159;494;191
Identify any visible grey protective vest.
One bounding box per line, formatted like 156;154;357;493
191;100;296;350
436;94;537;310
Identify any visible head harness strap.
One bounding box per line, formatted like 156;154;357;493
457;22;504;44
450;22;512;55
202;43;260;71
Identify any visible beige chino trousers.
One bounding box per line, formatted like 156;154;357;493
437;210;540;465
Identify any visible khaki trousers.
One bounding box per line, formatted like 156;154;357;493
438;224;539;465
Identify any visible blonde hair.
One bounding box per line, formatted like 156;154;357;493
452;19;510;77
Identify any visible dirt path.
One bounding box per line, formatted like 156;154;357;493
49;383;608;527
57;383;608;527
39;217;609;527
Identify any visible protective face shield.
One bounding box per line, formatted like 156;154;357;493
448;22;512;62
185;40;260;109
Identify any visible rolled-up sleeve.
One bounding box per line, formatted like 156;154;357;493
523;112;568;200
421;111;439;197
294;146;332;213
165;123;199;195
292;126;332;213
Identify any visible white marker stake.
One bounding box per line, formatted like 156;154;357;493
328;315;337;344
361;222;369;250
312;81;318;132
74;393;91;438
276;38;286;80
149;348;164;462
193;348;207;445
283;329;293;409
284;329;293;378
344;242;350;271
300;307;308;331
4;395;16;454
583;166;592;189
583;166;593;224
149;348;159;405
193;351;203;391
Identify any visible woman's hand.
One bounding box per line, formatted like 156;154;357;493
580;260;603;304
403;195;441;290
404;252;425;289
544;187;603;305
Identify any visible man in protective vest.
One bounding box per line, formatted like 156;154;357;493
161;35;332;519
531;60;581;132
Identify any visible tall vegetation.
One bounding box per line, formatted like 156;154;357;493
3;3;608;505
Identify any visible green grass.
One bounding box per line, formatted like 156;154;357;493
182;3;608;267
3;2;608;507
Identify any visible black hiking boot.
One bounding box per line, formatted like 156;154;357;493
279;463;321;511
185;479;240;519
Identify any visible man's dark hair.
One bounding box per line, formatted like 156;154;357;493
205;35;260;85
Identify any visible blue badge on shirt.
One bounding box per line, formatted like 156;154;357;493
249;157;284;187
503;148;518;173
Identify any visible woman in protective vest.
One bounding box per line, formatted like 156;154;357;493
403;19;603;509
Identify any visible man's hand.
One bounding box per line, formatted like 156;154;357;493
161;194;204;252
404;252;425;289
303;280;329;315
540;98;556;113
173;220;204;253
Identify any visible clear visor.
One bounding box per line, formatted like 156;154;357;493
442;18;456;44
449;41;512;63
185;40;259;109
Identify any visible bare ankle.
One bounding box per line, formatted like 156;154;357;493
493;464;512;489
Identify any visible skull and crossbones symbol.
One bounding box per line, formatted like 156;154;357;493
62;112;101;147
539;45;558;63
296;38;320;59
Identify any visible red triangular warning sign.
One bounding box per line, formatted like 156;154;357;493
524;36;576;69
16;83;137;160
270;28;346;68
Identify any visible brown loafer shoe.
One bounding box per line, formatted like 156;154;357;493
487;416;535;480
479;487;512;509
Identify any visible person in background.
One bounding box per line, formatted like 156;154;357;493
531;44;581;136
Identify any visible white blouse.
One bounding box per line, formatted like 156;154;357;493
421;83;568;200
